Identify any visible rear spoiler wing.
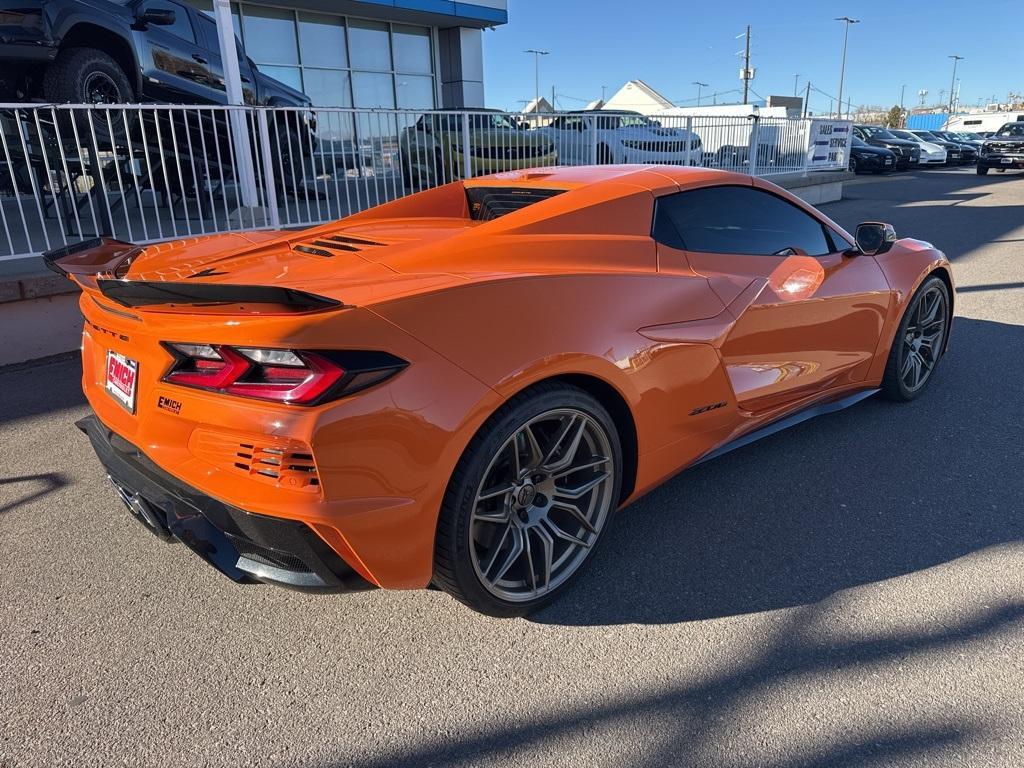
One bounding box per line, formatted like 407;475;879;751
43;238;342;312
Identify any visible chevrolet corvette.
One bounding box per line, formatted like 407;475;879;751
47;165;954;617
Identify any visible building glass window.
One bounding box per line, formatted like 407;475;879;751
353;72;395;109
187;1;437;112
303;69;351;109
347;19;391;71
392;24;431;74
241;5;299;65
297;12;346;69
396;75;434;109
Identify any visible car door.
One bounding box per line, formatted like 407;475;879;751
192;11;257;105
133;0;218;103
653;181;892;414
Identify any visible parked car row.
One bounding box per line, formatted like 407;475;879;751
850;124;1000;174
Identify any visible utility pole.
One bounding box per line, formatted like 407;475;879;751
835;16;860;118
947;55;963;114
741;25;752;104
523;49;549;111
803;80;811;118
794;73;800;96
601;85;607;103
899;84;907;127
551;84;556;112
693;81;708;107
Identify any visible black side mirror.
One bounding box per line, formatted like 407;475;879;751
855;222;897;256
137;8;176;25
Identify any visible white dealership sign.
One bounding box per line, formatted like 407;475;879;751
807;120;853;169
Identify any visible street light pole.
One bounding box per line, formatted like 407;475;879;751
947;55;963;115
900;83;907;128
794;73;800;96
835;16;860;118
523;49;549;110
693;81;708;107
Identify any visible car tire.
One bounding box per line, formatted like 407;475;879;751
43;47;135;147
433;382;622;617
596;143;612;165
880;275;950;402
977;165;989;175
849;156;859;173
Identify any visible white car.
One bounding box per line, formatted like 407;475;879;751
535;110;703;166
891;129;947;165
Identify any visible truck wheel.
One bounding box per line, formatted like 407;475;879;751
43;47;134;147
976;165;989;175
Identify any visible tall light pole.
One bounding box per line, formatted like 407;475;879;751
899;84;907;127
835;16;860;118
693;81;708;107
794;73;801;96
947;55;963;115
523;49;549;110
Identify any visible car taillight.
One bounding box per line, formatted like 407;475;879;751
161;344;406;405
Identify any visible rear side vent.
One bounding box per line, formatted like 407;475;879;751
236;444;320;488
190;429;321;493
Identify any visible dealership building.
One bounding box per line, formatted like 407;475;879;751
187;0;506;109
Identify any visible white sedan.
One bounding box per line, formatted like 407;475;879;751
535;110;703;166
891;129;947;165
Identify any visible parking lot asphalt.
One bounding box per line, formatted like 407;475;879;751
2;167;1023;768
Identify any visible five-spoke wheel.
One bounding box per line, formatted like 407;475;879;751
882;275;950;400
434;383;621;616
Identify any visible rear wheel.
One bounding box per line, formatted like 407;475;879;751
434;383;622;617
880;276;950;401
849;156;859;173
977;165;989;175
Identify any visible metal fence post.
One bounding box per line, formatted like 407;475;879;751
802;119;813;177
256;109;281;229
748;115;761;177
684;116;693;167
461;111;472;180
589;114;598;165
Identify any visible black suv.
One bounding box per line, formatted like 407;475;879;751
977;122;1024;175
853;125;920;169
0;0;309;110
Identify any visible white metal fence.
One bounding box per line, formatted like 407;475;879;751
0;104;849;261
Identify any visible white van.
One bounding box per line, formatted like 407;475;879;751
946;112;1024;134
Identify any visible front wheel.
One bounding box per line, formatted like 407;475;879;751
880;276;950;401
433;383;622;617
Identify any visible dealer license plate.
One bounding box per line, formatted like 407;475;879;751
106;351;138;413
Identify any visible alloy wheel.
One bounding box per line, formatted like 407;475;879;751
900;283;947;392
469;408;615;602
83;72;122;105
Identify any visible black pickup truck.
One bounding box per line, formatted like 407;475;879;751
0;0;309;109
977;122;1024;175
1;0;315;196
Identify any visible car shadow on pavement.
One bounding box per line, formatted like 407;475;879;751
0;472;69;515
0;354;86;430
533;317;1024;627
348;598;1024;768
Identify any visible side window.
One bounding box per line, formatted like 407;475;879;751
652;185;833;257
144;2;197;44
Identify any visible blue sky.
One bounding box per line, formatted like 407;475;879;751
481;0;1020;113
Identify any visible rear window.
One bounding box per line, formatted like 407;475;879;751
466;187;565;221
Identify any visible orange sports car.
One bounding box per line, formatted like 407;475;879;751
48;165;953;616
